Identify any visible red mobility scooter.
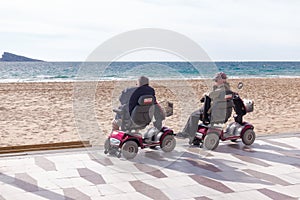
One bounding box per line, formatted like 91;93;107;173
192;83;255;150
104;95;176;159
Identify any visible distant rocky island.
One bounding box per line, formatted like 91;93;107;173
0;52;43;62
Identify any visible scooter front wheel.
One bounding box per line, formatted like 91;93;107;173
122;141;138;159
242;129;255;145
203;133;219;150
161;135;176;152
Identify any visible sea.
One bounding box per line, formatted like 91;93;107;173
0;61;300;82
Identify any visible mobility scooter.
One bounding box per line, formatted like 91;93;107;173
104;95;176;159
192;83;255;150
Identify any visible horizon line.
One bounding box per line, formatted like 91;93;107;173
40;60;300;62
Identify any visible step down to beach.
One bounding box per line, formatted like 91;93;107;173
0;141;91;154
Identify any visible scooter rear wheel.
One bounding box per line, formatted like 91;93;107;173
161;135;176;152
122;141;138;159
242;129;255;145
203;133;219;150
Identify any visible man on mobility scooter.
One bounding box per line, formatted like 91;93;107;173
177;72;232;142
105;76;176;159
177;72;255;150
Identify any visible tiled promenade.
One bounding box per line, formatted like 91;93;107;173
0;133;299;200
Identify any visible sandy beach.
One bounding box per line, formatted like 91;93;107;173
0;78;300;147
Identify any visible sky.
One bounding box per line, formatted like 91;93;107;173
0;0;299;61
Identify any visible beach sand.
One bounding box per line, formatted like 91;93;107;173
0;78;300;147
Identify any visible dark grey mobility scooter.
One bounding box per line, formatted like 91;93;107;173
104;95;176;159
191;83;255;150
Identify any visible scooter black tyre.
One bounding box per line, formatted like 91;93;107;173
161;135;176;152
104;139;110;154
122;141;138;159
203;133;220;150
242;129;255;145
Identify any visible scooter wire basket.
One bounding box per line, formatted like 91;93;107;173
160;101;173;117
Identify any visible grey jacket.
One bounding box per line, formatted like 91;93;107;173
208;82;233;123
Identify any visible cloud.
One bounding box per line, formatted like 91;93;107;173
0;0;299;61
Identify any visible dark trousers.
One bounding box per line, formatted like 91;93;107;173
182;109;203;138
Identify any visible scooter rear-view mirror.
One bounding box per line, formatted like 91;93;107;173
237;82;243;90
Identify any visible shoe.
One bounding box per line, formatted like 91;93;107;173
188;136;196;145
176;132;188;139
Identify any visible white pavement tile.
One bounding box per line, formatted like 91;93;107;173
76;185;102;198
222;179;272;192
277;137;300;148
97;184;124;196
162;186;200;200
37;171;64;182
264;184;300;198
161;175;198;188
109;182;136;193
54;160;86;170
280;172;300;184
255;165;300;179
2;164;44;174
207;190;273;200
216;156;248;169
58;169;80;178
0;184;27;195
2;191;48;200
102;172;137;184
50;178;73;188
4;157;34;167
82;160;111;173
160;167;192;177
21;166;46;174
68;177;95;187
90;196;107;200
0;166;11;173
35;179;60;190
71;153;92;161
105;163;139;174
102;192;152;200
132;172;158;181
142;178;170;189
177;184;223;198
180;199;197;200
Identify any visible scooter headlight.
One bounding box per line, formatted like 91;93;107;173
109;138;121;146
243;99;254;113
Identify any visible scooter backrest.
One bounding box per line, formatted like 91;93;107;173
131;95;155;127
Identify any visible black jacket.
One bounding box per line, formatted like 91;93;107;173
129;84;156;115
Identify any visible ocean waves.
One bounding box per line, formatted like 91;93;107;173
0;61;300;82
